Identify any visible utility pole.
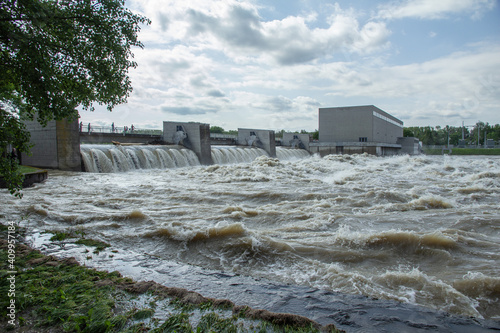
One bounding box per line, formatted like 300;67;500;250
477;123;480;148
446;125;450;148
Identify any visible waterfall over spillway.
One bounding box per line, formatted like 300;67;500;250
81;145;200;173
80;144;310;173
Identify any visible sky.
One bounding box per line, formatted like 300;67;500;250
79;0;500;132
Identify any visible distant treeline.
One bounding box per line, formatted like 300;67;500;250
404;122;500;146
210;122;500;146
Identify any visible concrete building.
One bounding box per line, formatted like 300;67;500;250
310;105;405;156
318;105;403;143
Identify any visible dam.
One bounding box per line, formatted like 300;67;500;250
80;144;308;173
21;117;311;173
21;105;422;172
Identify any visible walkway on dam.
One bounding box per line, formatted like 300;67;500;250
79;123;239;145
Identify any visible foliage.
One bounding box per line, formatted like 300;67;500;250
404;122;500;146
0;109;31;197
423;148;500;155
0;0;150;196
210;126;225;134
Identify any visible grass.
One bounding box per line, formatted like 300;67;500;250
0;224;343;332
17;165;42;174
0;243;129;331
423;148;500;155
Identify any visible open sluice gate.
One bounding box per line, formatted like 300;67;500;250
80;145;310;173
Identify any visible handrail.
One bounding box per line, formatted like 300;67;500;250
79;123;162;135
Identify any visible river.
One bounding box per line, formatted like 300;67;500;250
1;150;499;331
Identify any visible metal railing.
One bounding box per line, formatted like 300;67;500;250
79;123;162;135
210;133;237;139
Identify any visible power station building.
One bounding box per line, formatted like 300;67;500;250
310;105;418;156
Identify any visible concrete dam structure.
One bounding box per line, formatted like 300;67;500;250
22;105;419;172
80;122;309;173
22;117;309;173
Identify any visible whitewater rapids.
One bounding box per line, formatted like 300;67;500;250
1;154;499;326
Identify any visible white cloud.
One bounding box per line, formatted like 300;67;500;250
80;1;500;131
377;0;496;20
324;44;500;125
135;0;390;65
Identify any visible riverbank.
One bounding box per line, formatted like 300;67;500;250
0;166;48;190
423;148;500;155
0;224;340;333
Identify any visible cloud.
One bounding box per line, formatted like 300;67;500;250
323;44;500;125
88;0;499;131
142;0;390;65
161;106;217;115
377;0;496;20
207;89;226;98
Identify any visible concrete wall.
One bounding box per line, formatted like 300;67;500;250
56;118;82;170
237;128;276;157
309;142;401;157
319;106;372;142
163;122;213;165
372;109;403;144
282;133;311;150
80;132;162;144
319;105;403;144
397;137;421;155
21;117;81;171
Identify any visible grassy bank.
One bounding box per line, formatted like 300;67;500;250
0;224;341;332
17;166;42;174
423;148;500;155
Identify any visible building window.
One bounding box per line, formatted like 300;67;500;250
359;137;367;142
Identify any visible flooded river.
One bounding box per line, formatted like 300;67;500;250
1;151;499;331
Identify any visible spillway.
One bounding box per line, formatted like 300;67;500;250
80;144;310;173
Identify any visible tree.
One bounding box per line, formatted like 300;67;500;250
403;128;414;137
0;0;150;197
210;126;224;134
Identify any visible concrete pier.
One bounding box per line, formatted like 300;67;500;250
237;128;276;157
282;133;310;150
163;122;213;165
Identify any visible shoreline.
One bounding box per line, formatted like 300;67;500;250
0;225;340;333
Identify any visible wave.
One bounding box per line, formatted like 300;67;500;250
374;268;482;318
145;223;247;242
334;227;458;253
365;231;457;251
386;195;454;211
222;206;259;218
470;171;500;180
454;272;500;298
